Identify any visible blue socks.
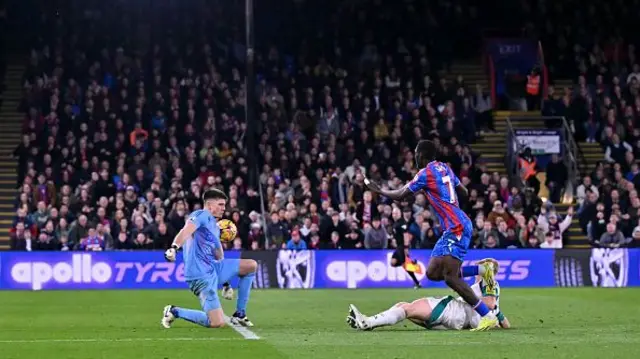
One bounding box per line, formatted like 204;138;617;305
473;300;491;316
461;266;480;277
236;272;255;314
173;307;210;327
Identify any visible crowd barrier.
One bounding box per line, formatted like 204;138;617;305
1;249;638;290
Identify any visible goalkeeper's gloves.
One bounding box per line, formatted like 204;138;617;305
222;283;234;300
165;244;178;262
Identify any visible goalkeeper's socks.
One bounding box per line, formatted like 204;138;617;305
461;265;486;278
367;307;406;328
173;307;210;328
236;272;255;313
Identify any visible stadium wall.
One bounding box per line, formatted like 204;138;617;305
0;249;638;291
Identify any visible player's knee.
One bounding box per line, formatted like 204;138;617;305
208;320;225;329
240;259;257;275
207;315;225;328
393;301;409;308
426;267;441;281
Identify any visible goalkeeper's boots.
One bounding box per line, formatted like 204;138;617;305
230;310;254;327
470;314;499;332
161;305;176;329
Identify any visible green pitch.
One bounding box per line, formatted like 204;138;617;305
1;288;639;359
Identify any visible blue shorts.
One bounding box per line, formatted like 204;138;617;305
431;227;472;261
186;259;241;312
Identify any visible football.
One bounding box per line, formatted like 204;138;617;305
218;219;238;242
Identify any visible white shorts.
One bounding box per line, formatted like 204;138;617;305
426;296;479;330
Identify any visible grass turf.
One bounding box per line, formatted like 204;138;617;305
1;288;639;359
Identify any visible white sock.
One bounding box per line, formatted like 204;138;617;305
365;307;407;328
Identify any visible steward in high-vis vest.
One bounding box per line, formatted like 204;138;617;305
526;74;540;96
519;147;540;195
525;67;541;110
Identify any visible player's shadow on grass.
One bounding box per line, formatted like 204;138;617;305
359;327;429;332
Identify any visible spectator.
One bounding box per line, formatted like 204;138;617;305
538;206;573;248
10;0;557;253
545;154;568;203
540;232;562;249
286;230;307;250
343;229;364;249
481;234;499;249
487;201;510;226
597;223;627;248
604;134;633;164
576;177;599;207
325;231;343;250
78;228;105;251
364;217;388;249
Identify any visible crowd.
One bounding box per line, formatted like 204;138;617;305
8;0;600;253
535;0;640;248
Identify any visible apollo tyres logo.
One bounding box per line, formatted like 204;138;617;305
8;253;187;290
11;254;112;290
326;252;428;289
325;254;531;289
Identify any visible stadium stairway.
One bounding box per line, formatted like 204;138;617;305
470;111;589;249
578;142;603;176
556;141;603;249
470;111;543;179
0;61;24;250
446;60;489;92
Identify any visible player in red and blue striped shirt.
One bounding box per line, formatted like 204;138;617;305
364;140;499;331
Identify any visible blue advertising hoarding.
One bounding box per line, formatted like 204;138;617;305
0;249;638;290
0;251;241;290
314;249;554;289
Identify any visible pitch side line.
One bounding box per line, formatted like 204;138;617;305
0;337;237;344
224;315;261;340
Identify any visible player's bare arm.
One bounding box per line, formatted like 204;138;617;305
455;183;469;203
364;178;412;201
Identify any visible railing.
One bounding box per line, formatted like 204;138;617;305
559;117;579;203
505;117;525;188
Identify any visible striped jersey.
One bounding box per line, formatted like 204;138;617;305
408;161;472;235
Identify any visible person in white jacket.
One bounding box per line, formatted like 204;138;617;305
576;176;599;207
537;206;574;249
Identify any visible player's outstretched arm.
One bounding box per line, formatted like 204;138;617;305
455;183;469;204
365;178;413;201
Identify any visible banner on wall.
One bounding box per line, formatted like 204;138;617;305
0;249;638;290
514;129;561;155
